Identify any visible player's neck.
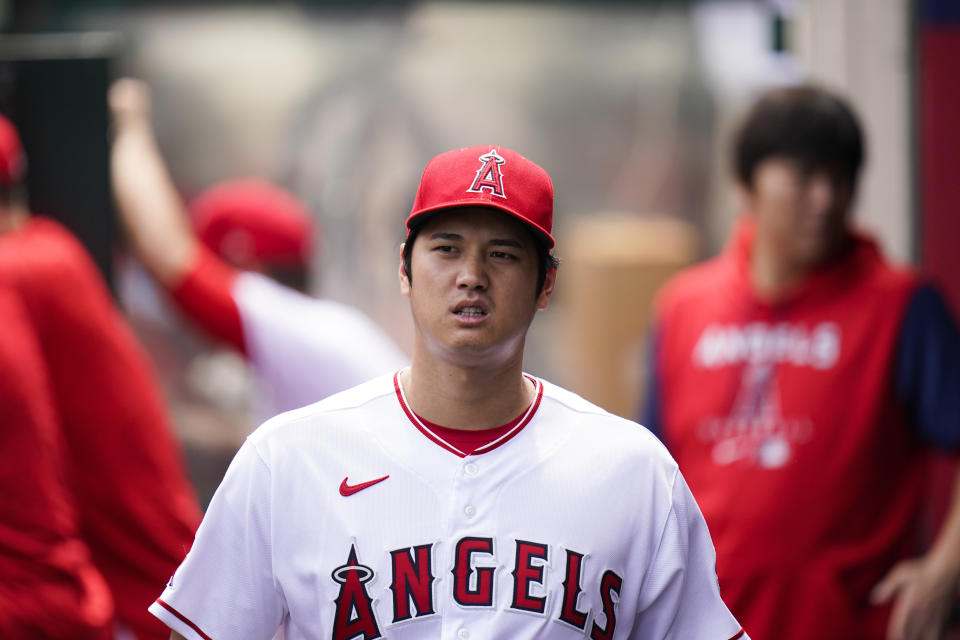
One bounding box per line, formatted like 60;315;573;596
401;356;534;431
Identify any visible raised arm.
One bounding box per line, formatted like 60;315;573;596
109;79;247;354
109;78;199;288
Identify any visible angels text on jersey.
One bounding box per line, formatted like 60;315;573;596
329;537;623;640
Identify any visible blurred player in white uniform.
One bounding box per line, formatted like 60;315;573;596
109;79;407;420
149;145;748;640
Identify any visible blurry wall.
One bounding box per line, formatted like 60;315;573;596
47;0;919;425
74;1;717;395
792;0;913;263
0;0;917;499
692;0;913;264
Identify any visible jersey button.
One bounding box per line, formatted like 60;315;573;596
464;505;477;518
464;462;478;476
457;628;470;640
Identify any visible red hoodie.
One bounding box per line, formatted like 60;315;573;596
652;217;921;640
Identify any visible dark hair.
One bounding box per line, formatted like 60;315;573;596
734;85;864;189
402;213;559;297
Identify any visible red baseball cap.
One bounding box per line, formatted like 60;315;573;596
406;145;554;248
0;114;26;185
189;178;314;268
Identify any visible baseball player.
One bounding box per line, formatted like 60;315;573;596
644;86;960;640
149;145;748;640
0;112;202;640
109;79;407;421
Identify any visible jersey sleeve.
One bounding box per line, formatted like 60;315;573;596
149;439;285;640
168;244;247;354
895;284;960;450
232;272;408;415
632;468;747;640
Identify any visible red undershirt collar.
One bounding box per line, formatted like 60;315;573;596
414;412;523;455
393;371;544;458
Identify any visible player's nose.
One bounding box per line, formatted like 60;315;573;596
455;251;489;291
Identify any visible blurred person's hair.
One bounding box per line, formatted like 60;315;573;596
734;85;865;189
402;213;559;297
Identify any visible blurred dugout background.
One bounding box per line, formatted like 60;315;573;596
0;0;956;505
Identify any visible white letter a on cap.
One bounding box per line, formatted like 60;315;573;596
467;150;506;198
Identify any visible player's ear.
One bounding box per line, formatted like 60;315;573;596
399;243;411;297
536;266;557;311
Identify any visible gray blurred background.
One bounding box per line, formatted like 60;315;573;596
1;0;955;502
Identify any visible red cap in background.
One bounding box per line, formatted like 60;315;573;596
189;178;314;269
0;114;26;185
406;146;554;248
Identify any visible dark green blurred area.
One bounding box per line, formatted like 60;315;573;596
3;0;705;33
0;33;116;287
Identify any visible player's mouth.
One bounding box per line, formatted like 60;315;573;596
452;300;490;324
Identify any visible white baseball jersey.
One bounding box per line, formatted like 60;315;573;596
150;372;747;640
233;271;408;418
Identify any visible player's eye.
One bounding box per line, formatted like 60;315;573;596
490;250;517;260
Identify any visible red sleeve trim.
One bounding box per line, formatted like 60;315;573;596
168;245;247;355
727;629;746;640
155;598;213;640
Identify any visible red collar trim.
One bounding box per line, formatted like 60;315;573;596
393;371;543;458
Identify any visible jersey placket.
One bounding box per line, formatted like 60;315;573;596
390;372;545;638
439;454;497;640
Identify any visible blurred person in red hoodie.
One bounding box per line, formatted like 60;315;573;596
0;111;202;639
109;78;407;423
643;85;960;640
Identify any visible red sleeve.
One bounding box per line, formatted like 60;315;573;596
168;244;247;355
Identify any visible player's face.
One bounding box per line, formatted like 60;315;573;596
743;156;854;272
400;207;555;368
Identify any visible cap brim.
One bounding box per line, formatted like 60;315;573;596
407;203;555;249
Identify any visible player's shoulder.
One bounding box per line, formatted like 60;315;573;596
0;217;89;275
233;270;324;317
848;233;917;292
248;372;398;443
539;376;653;430
537;377;676;467
234;271;366;321
234;271;405;351
0;217;109;310
538;378;611;416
